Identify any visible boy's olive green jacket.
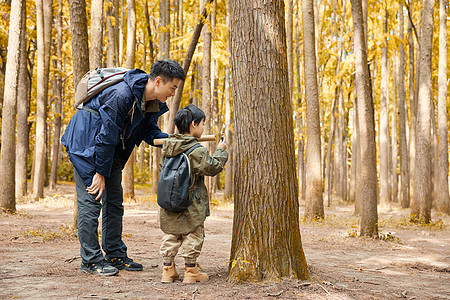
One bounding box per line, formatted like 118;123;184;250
159;134;228;235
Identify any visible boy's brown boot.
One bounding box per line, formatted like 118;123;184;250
161;262;180;283
182;263;209;283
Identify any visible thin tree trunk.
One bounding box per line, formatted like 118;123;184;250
90;0;103;69
210;0;218;194
0;0;26;211
119;0;124;66
379;8;390;208
392;54;398;204
32;0;53;200
413;0;434;224
325;97;337;207
436;0;449;214
145;0;155;64
106;0;118;67
398;3;410;209
351;0;378;237
303;0;324;220
123;0;136;201
228;0;308;281
408;0;416;209
15;3;29;199
50;0;63;191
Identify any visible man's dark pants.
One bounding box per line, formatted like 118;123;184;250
74;156;127;264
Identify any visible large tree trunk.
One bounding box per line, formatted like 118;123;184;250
436;0;449;214
32;0;53;200
228;0;308;282
15;3;30;199
90;0;103;69
303;0;324;220
68;0;90;228
413;0;434;224
398;3;410;209
50;0;64;191
0;0;26;211
123;0;136;201
379;8;390;208
351;0;378;237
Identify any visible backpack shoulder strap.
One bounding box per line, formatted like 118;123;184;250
184;143;202;155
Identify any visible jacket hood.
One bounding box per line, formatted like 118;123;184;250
162;134;199;157
123;69;149;106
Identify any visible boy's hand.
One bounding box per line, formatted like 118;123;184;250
86;173;105;201
218;140;227;150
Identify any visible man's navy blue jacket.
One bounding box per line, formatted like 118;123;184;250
61;69;168;187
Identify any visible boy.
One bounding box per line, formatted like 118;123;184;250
159;104;228;283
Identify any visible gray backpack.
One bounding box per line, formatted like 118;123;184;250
74;67;129;109
157;144;203;213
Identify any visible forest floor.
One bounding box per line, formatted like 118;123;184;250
1;182;449;300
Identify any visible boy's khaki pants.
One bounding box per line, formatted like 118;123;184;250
160;224;204;265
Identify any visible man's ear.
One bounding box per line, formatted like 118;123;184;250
154;76;162;86
191;121;196;128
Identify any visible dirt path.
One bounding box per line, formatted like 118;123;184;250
1;183;449;299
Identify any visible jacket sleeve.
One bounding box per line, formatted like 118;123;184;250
94;93;130;177
143;122;168;148
190;148;228;177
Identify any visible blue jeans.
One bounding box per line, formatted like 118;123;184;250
74;156;127;264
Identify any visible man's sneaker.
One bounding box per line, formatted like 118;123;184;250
106;257;143;271
80;260;118;276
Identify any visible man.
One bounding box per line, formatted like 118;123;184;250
61;60;185;276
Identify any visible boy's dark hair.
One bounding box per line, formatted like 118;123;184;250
174;104;206;134
149;59;186;82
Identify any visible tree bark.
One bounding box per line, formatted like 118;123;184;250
436;0;449;214
50;0;64;191
391;54;398;204
15;2;29;199
413;0;434;224
228;0;308;282
90;0;104;69
379;8;390;208
325;97;337;207
119;0;124;66
106;0;118;67
68;0;90;227
32;0;53;200
123;0;136;201
0;0;26;211
398;3;410;209
302;0;324;220
350;0;378;237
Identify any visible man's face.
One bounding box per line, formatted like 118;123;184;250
153;77;180;103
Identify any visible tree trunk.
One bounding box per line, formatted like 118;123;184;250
90;0;104;69
325;97;337;207
287;0;293;99
158;0;170;59
398;3;410;209
119;0;124;66
50;0;64;191
106;0;118;67
436;0;449;214
145;0;155;64
413;0;434;224
68;0;90;228
228;0;308;282
350;0;378;237
15;2;29;199
379;8;390;208
391;54;398;204
0;0;26;211
123;0;136;201
210;1;218;195
302;0;324;220
32;0;53;200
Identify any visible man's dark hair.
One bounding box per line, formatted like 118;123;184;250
149;59;186;82
174;104;206;134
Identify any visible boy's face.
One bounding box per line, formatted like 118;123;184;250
191;120;205;139
146;76;180;103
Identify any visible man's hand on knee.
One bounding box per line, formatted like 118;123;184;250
87;173;105;200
